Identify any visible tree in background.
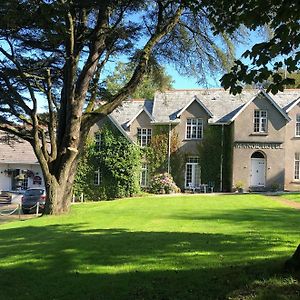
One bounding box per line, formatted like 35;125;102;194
197;0;300;94
105;62;173;99
0;1;237;214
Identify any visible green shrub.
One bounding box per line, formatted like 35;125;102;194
149;173;180;194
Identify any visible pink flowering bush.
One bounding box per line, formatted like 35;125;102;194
149;173;180;194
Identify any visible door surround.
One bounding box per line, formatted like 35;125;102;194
250;151;266;187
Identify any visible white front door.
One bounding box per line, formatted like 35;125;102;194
250;158;266;186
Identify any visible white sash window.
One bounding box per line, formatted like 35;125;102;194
254;110;268;133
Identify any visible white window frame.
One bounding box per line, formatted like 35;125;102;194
254;110;268;133
186;118;203;140
140;163;148;187
95;132;102;151
94;169;102;186
296;114;300;137
295;153;300;181
137;128;152;147
185;157;201;188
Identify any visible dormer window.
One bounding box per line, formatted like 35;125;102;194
254;110;268;133
186;118;203;139
137;128;152;147
296;114;300;137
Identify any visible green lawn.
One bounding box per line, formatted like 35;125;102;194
0;194;299;299
280;193;300;203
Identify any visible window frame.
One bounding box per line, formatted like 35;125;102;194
137;128;152;147
94;132;102;151
295;114;300;137
140;163;149;187
185;156;201;188
295;153;300;181
185;118;203;140
253;109;268;133
94;169;102;186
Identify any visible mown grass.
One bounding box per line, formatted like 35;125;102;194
0;194;299;299
280;193;300;203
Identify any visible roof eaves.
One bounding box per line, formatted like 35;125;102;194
285;97;300;113
228;94;257;122
107;115;134;143
260;90;291;121
150;120;180;125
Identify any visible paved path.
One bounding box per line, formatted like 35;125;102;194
270;196;300;210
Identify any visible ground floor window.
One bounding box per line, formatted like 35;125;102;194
140;163;148;187
12;171;29;190
185;157;201;188
295;153;300;180
94;169;102;185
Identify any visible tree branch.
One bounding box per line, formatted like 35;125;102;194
83;3;184;127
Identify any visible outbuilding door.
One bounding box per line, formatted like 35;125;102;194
250;153;266;187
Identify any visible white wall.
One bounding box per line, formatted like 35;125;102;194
0;164;44;191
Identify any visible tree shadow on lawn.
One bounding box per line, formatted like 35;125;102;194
0;224;299;299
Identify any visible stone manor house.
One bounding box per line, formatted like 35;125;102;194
0;88;299;193
92;88;300;192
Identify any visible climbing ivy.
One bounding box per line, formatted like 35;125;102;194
145;125;184;189
197;126;222;190
197;124;233;192
74;123;141;200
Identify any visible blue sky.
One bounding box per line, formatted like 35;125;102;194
168;30;267;89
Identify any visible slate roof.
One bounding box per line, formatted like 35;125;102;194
110;99;154;128
110;89;300;128
0;132;39;165
153;89;256;123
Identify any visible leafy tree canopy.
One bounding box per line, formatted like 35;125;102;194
194;0;300;94
104;62;173;99
0;0;238;214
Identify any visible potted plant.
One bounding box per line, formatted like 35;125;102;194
235;181;244;193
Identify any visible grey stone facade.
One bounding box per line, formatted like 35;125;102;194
97;89;300;192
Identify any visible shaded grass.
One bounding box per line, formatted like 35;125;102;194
0;194;299;299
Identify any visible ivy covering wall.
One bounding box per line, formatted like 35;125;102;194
74;123;141;200
197;126;222;189
74;121;234;200
222;123;234;192
145;125;185;189
197;124;233;192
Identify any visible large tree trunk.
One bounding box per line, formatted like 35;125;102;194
44;175;72;215
37;121;89;215
285;244;300;271
43;156;79;215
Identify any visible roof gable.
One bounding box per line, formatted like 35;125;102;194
126;106;155;127
176;96;213;119
229;90;291;122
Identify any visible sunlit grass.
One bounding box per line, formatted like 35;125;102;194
281;193;300;203
0;194;299;299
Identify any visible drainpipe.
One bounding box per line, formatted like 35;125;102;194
220;124;224;192
167;123;171;174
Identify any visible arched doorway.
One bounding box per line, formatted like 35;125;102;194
250;151;266;187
